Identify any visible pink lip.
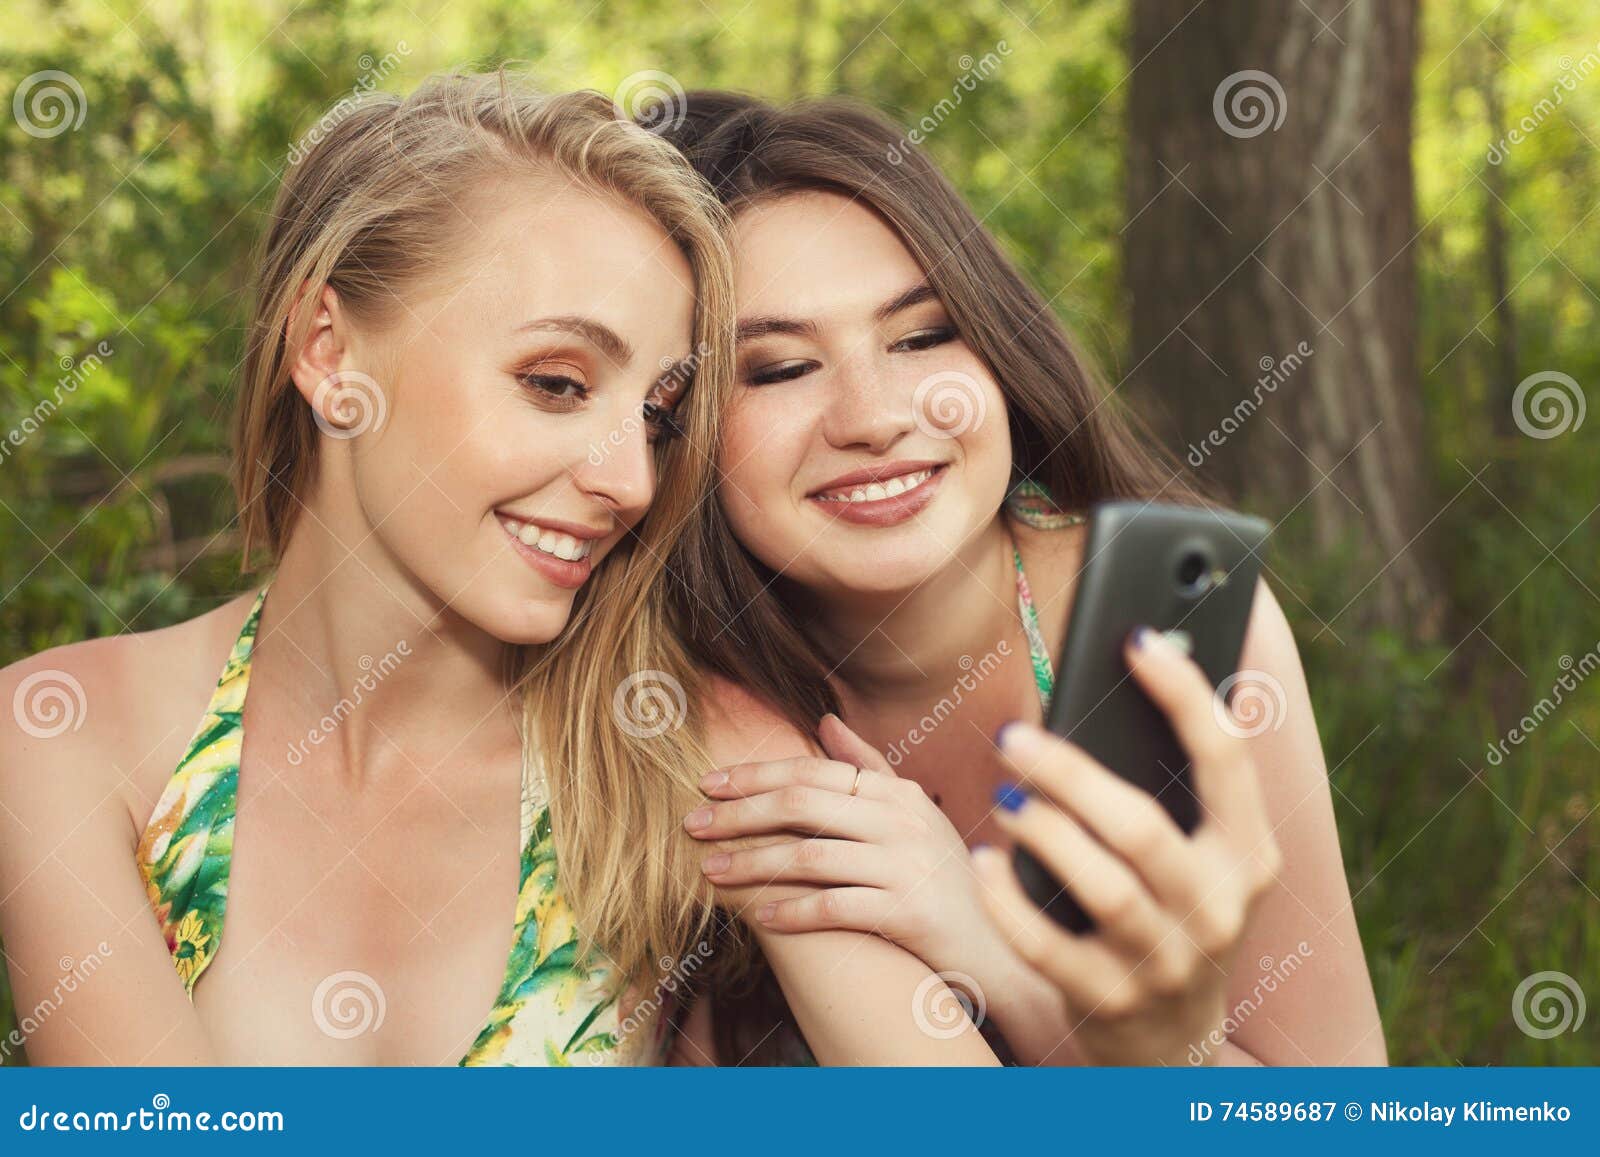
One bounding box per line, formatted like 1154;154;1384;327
496;512;608;590
808;464;947;528
807;459;946;496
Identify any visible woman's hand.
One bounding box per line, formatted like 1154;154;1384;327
971;626;1283;1067
684;714;1025;999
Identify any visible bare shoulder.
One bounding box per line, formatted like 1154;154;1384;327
0;592;258;833
1236;577;1312;699
697;674;820;766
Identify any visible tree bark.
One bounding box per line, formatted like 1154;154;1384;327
1124;0;1439;634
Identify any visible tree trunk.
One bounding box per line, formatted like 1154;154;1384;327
1124;0;1439;634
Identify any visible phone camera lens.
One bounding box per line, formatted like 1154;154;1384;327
1176;551;1212;597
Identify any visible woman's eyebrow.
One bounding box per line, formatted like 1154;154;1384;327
874;281;938;321
735;315;817;343
515;315;634;366
734;283;939;344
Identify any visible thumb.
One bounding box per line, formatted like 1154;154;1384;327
818;713;896;777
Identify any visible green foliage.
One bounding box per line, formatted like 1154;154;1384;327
2;0;1596;1066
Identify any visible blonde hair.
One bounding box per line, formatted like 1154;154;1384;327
233;69;736;980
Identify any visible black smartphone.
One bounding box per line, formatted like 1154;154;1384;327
1012;499;1270;931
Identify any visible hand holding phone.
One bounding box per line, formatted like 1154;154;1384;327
1011;500;1269;931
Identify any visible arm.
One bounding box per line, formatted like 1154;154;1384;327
0;648;218;1065
971;579;1386;1066
693;681;999;1066
1211;581;1386;1065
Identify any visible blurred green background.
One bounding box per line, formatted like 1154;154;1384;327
1;0;1595;1065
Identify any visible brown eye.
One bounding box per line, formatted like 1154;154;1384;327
519;373;588;402
892;327;957;353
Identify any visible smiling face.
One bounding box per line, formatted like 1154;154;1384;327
716;190;1013;598
299;176;697;644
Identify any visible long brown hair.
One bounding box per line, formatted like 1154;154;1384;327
658;91;1195;732
648;91;1199;1063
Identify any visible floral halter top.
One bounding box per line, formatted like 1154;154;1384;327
1005;479;1085;712
134;585;669;1066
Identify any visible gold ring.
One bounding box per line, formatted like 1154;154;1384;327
849;766;865;797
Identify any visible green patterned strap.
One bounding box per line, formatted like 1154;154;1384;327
1012;543;1055;714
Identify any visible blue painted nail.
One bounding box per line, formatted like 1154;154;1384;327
994;721;1019;749
1130;626;1152;650
994;783;1028;812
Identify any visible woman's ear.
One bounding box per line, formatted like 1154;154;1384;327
286;283;387;438
287;282;346;408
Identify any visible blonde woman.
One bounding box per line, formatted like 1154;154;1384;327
0;73;998;1066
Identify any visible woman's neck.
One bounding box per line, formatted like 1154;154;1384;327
255;485;514;785
806;517;1022;706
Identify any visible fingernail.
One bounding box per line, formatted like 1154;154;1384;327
756;903;776;922
683;807;713;831
701;852;731;874
994;782;1028;812
699;770;728;791
1130;626;1153;650
994;721;1020;749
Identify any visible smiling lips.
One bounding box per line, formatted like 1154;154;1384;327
496;511;606;588
807;461;947;527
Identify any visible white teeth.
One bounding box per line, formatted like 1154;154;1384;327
815;467;936;503
503;517;594;561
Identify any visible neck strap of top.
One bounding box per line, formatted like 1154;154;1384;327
1003;485;1085;713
